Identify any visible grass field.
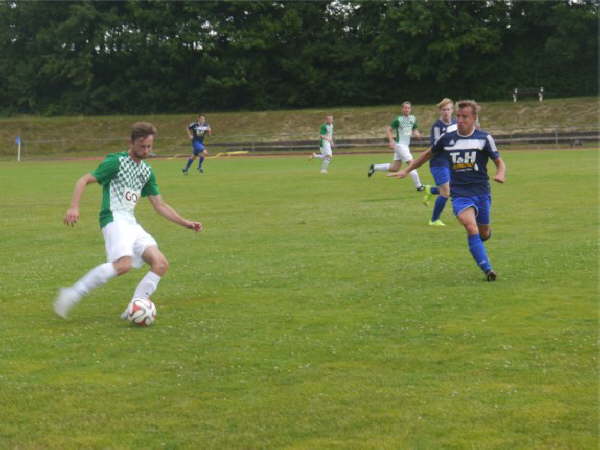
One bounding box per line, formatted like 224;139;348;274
1;149;598;449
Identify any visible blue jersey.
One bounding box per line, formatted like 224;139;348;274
429;119;457;167
431;129;500;197
189;122;210;143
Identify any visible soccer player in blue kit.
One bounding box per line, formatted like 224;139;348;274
390;100;506;281
422;98;457;226
182;114;212;174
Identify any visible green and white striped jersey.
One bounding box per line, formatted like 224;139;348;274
390;115;418;145
91;152;160;228
320;123;334;148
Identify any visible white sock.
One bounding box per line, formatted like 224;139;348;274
410;169;422;188
73;263;117;297
321;158;331;171
374;163;390;172
132;271;161;300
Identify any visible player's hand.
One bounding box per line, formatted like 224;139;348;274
494;174;505;183
388;142;395;150
387;170;407;179
186;221;203;232
64;207;80;226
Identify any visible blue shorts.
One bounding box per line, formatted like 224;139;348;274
192;141;205;155
452;195;492;225
430;166;450;186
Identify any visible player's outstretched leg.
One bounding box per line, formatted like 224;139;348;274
369;163;390;177
54;263;118;318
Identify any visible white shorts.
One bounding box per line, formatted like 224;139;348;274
393;143;413;162
102;220;157;269
320;141;333;157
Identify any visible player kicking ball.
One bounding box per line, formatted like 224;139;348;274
389;100;506;281
54;122;202;319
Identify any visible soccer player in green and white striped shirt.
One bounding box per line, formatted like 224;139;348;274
310;115;334;174
368;101;425;191
54;122;202;320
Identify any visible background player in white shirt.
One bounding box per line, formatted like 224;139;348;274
310;115;334;174
368;101;425;191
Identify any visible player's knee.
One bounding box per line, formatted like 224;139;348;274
113;257;133;276
152;256;169;276
464;223;479;235
480;230;492;241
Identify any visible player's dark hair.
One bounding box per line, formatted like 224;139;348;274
131;122;157;142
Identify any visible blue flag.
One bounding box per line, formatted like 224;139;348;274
15;136;21;145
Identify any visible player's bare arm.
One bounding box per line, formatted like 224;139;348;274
493;157;506;183
386;126;395;149
388;148;433;178
148;195;202;232
64;173;98;226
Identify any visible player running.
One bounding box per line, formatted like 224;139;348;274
422;98;458;226
367;101;425;191
182;114;212;174
54;122;202;319
390;100;506;281
310;115;334;174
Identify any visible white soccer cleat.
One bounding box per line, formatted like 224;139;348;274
53;287;81;319
320;170;328;174
120;307;129;320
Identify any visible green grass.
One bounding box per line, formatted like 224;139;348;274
0;149;598;449
0;96;598;158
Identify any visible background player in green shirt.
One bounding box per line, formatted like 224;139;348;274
310;115;334;174
368;101;425;191
54;122;202;319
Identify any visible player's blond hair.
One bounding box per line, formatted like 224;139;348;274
437;98;453;109
131;122;157;142
457;100;481;118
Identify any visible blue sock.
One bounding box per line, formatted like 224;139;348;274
184;158;193;170
431;196;448;222
468;234;492;273
430;186;440;195
198;156;205;168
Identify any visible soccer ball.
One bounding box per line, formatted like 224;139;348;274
127;298;157;327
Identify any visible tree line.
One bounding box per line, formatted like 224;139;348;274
0;0;597;116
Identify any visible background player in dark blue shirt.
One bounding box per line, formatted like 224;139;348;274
422;98;457;226
390;100;506;281
182;114;212;174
